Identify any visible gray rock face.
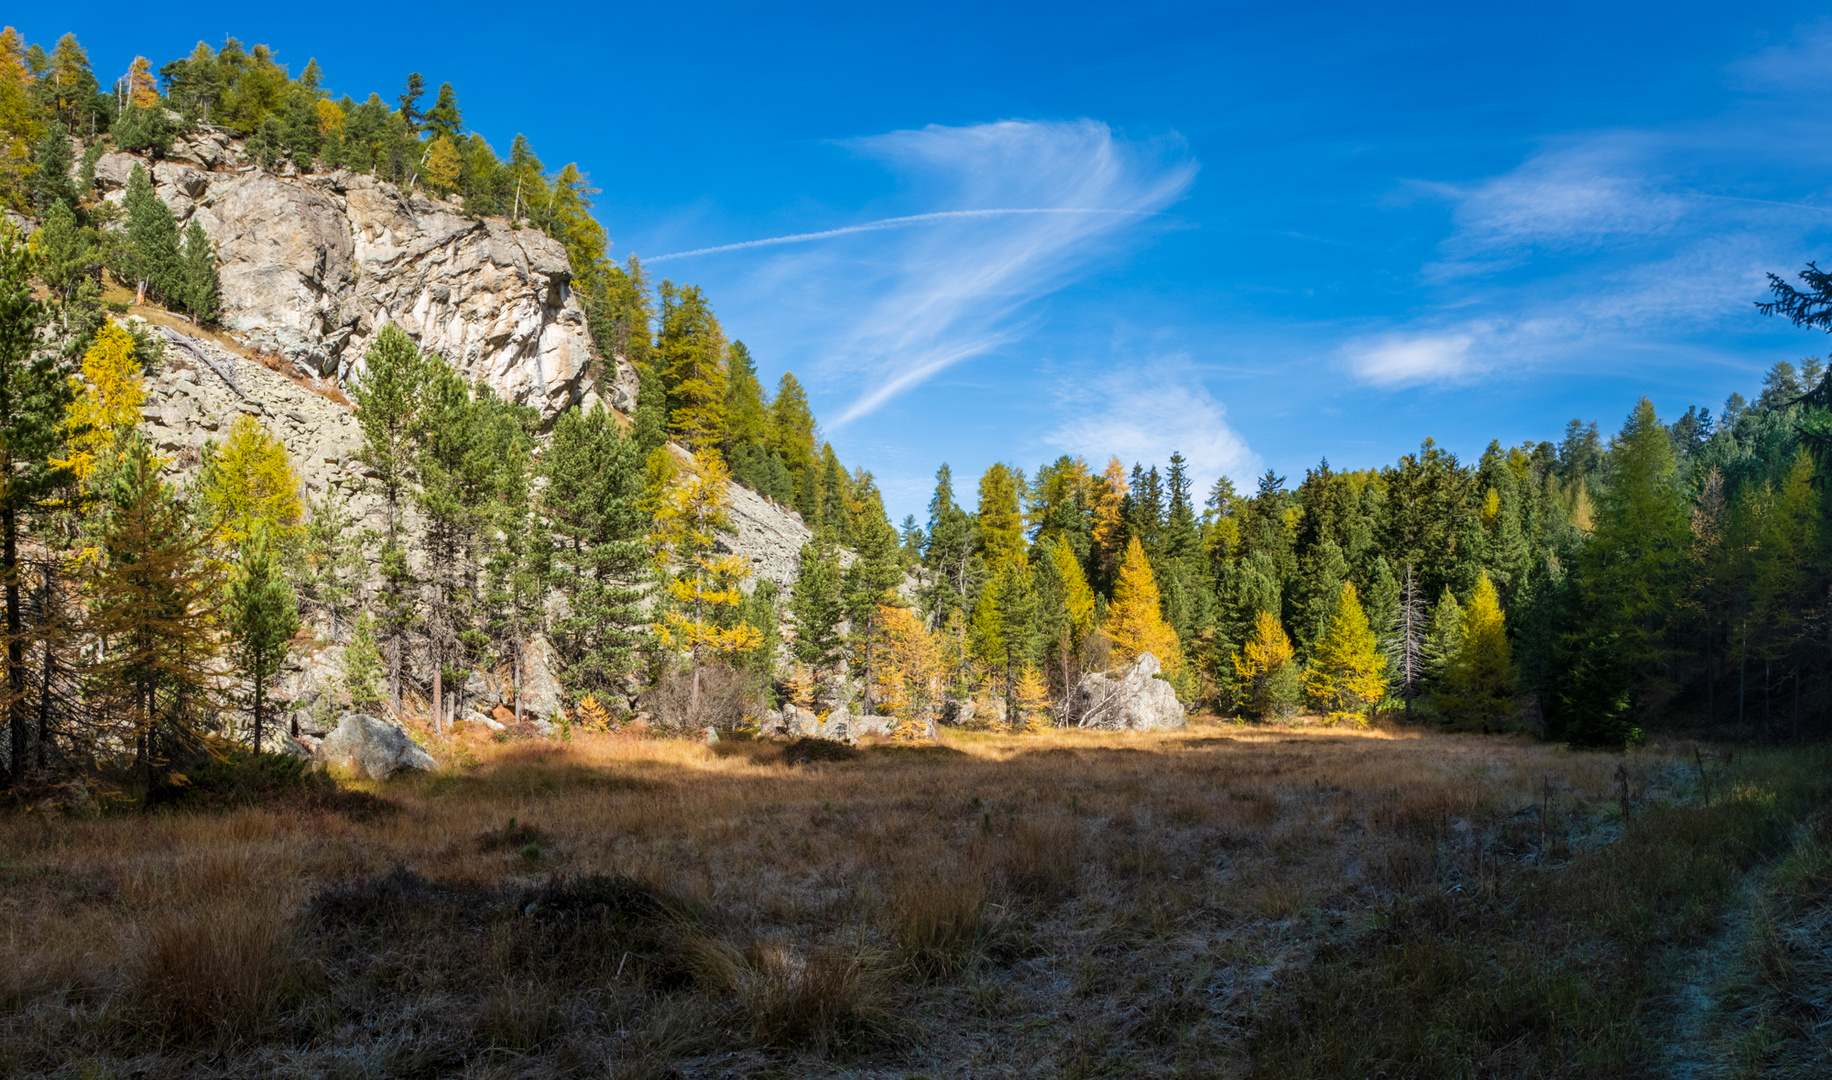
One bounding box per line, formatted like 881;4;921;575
315;713;438;779
95;146;620;422
519;634;565;730
1070;652;1186;731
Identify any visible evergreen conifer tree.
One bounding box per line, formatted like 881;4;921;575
178;220;218;322
789;531;847;702
0;228;73;786
348;324;424;709
343;610;385;710
229;522;299;753
541;404;651;697
122;164;180;302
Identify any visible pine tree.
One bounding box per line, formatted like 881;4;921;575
422;82;462;142
297;490;364;640
634;360;666;457
229;522;299;752
768;371;817;481
789;531;847;703
1557;398;1688;743
343;610;384;710
177;219;218;321
723;339;769;456
1304;581;1387;725
0;227;73;786
1436;571;1516;732
657;282;727;451
540;404;650;698
1104;536;1181;673
1424;587;1465;687
122;163;180;303
348;324;424;710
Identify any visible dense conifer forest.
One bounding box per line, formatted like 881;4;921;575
1;25;1829;801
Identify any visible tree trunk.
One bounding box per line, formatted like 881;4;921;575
252;679;264;755
433;666;443;735
4;506;22;786
514;646;522;726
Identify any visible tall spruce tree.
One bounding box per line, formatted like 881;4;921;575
348;324;424;710
0;228;73;786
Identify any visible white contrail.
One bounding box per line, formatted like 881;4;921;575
645;207;1152;263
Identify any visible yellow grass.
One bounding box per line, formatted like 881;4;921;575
0;722;1802;1076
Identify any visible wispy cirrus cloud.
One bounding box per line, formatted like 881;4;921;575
656;119;1197;427
1045;356;1258;490
1345;114;1832;390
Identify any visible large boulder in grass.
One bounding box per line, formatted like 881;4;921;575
316;713;437;780
1071;652;1186;731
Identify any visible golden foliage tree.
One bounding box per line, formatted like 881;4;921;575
424;135;462;192
872;602;943;739
195;414;302;549
125;56;157;108
1091;456;1128;580
1304;581;1387;726
1049;534;1096;642
1014;665;1051;732
1231;610;1300;720
61;319;144;487
652;449;761;717
1103;536;1181;673
1436;571;1517;731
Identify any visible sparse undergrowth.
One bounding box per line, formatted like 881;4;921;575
0;726;1825;1079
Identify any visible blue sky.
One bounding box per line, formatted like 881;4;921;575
28;3;1832;519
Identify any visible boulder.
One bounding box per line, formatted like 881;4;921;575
518;634;564;730
463;668;504;709
778;704;821;738
315;713;438;779
1070;652;1186;731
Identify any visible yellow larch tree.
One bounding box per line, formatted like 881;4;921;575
195;414;303;548
652;449;762;718
1304;581;1387;726
872;602;944;739
61;319;145;487
1103;536;1181;674
1436;570;1517;732
1231;610;1299;720
1014;665;1051;732
1091;456;1128;579
1050;534;1097;641
125;56;157;108
424;135;462;193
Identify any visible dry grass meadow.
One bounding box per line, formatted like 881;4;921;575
2;722;1828;1079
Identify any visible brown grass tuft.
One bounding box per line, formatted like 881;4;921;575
130;907;292;1045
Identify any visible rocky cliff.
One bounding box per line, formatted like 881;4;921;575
92;131;639;421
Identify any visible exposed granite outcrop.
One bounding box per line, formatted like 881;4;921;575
90;142;636;421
